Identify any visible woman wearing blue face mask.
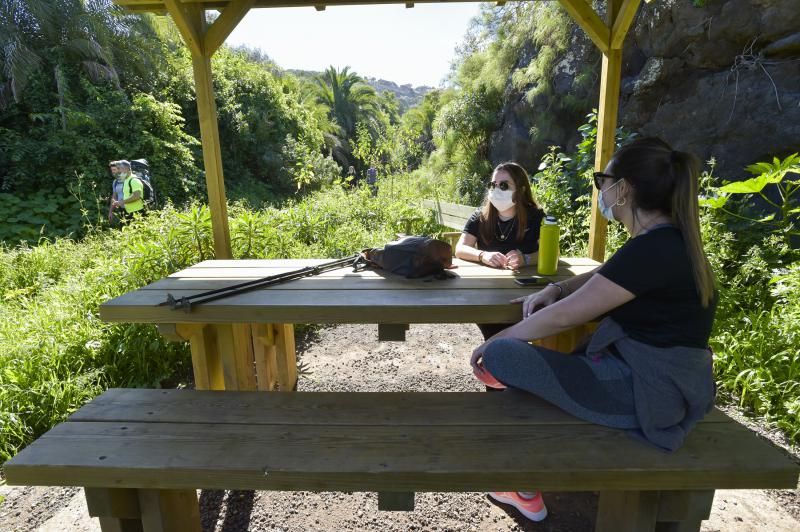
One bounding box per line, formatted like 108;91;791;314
455;162;546;339
469;138;717;522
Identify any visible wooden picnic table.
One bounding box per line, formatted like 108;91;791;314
99;257;600;392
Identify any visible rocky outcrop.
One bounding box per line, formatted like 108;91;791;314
364;77;433;112
490;0;800;178
620;0;800;176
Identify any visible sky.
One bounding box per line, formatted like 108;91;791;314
226;3;482;88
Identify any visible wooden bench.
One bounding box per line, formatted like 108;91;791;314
5;389;798;532
422;199;476;251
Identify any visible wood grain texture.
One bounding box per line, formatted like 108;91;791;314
100;258;599;324
6;391;797;493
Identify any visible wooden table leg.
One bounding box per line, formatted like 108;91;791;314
253;323;297;391
159;323;256;391
158;324;224;390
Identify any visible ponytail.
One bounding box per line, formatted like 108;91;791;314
670;151;715;307
611;138;715;307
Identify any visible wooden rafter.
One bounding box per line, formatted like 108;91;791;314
163;0;204;57
556;0;609;53
610;0;641;49
206;0;257;55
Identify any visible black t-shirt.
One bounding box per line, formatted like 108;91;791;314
597;226;716;349
462;206;545;254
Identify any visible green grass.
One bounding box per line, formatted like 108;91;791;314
0;182;440;464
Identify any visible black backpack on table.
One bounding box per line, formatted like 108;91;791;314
358;236;454;279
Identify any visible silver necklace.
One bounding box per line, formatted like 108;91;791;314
496;218;516;241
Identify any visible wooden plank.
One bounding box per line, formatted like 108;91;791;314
272;323;297;391
656;490;715;522
252;323;279;391
421;200;476;219
85;487;141;519
99;288;543;324
183;324;224;390
233;323;258;390
118;0;495;10
378;491;414;511
588;0;623;262
144;276;560;291
138;489;201;532
557;0;609;53
6;421;797;492
163;0;203;58
97;517;143;532
611;0;642;49
378;323;408;341
70;389;732;426
596;490;659;531
84;488;143;532
204;0;255;55
212;324;256;391
184;257;600;269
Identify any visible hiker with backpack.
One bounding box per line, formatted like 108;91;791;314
108;159;145;224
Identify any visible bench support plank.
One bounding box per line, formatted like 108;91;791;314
378;491;415;511
596;490;660;531
139;489;201;532
378;323;409;341
85;487;200;532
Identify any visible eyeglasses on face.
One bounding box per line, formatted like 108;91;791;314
593;171;618;190
487;181;511;191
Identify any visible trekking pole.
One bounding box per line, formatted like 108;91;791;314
162;254;362;312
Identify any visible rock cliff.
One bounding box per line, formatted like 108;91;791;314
490;0;800;178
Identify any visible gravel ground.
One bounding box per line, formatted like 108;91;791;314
1;323;798;531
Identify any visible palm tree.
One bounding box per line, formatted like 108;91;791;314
0;0;129;127
312;66;382;167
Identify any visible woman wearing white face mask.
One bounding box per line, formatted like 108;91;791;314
455;162;546;340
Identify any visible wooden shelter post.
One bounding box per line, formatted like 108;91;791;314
163;0;255;260
586;0;640;261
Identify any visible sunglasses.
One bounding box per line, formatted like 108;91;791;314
487;181;512;191
593;171;618;190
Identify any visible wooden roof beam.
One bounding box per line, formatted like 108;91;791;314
557;0;609;54
610;0;641;49
205;0;256;55
163;0;204;57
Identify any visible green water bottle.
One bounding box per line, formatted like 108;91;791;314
538;216;560;276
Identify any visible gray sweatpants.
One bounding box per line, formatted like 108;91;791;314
482;338;640;429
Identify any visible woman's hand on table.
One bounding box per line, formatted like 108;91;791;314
511;284;561;318
505;249;524;270
480;251;508;269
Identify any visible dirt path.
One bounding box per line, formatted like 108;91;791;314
2;323;798;531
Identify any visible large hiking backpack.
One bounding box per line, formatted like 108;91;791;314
359;236;454;279
129;159;156;206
